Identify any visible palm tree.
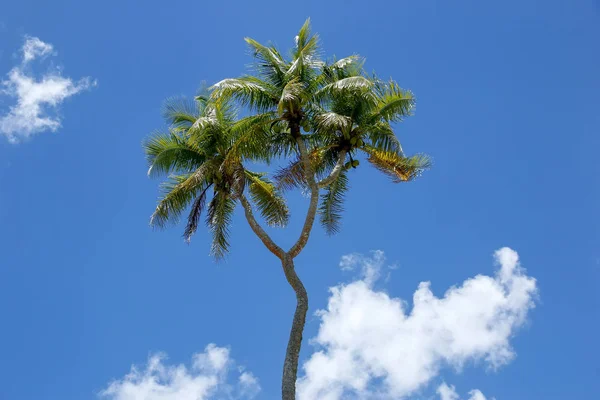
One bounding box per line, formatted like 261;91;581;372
145;19;429;400
144;95;289;259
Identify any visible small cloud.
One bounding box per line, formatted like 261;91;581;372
338;250;386;286
239;371;261;398
100;344;260;400
437;383;491;400
0;36;96;143
437;382;460;400
21;36;54;63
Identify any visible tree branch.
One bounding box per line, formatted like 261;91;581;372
288;128;320;258
317;149;347;188
239;194;285;259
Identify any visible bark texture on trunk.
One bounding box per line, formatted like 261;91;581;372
281;255;308;400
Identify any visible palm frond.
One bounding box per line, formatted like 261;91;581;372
370;80;414;123
318;170;348;235
161;97;201;130
364;121;403;154
362;146;431;182
150;169;211;229
245;38;288;87
295;18;312;56
211;76;278;113
288;35;320;77
331;55;363;72
206;191;236;259
226;112;277;165
317;76;374;97
245;171;289;227
318;55;364;87
183;184;211;242
278;78;306;115
144;131;206;177
314;112;352;135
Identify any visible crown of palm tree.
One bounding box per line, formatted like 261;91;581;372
145;19;430;258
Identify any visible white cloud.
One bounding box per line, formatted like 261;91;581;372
0;36;95;143
100;344;260;400
297;247;537;400
21;36;54;63
437;383;490;400
438;382;460;400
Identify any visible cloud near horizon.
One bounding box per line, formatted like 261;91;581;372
0;36;95;143
101;247;536;399
100;344;260;400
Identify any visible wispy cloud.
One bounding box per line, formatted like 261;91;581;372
100;344;260;400
0;36;95;143
297;247;537;399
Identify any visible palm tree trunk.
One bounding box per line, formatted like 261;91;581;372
281;254;308;400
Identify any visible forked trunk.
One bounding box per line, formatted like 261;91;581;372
281;254;308;400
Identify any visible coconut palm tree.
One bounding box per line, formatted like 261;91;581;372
144;95;289;259
145;19;429;400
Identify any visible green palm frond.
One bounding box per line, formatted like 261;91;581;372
244;38;288;87
211;76;278;113
294;19;313;57
183;184;211;242
317;76;374;97
318;55;364;87
206;191;236;259
151;170;209;229
186;101;238;155
144;131;206;178
162;97;201;130
284;18;323;85
225;112;277;165
364;121;403;154
370;80;414;123
362;146;431;182
314;112;352;136
278;78;306;115
331;55;363;73
245;171;289;227
318;170;348;235
288;35;320;77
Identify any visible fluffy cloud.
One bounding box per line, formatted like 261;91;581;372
297;247;537;399
0;36;95;143
437;383;490;400
100;344;260;400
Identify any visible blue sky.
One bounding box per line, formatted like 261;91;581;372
0;0;598;399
